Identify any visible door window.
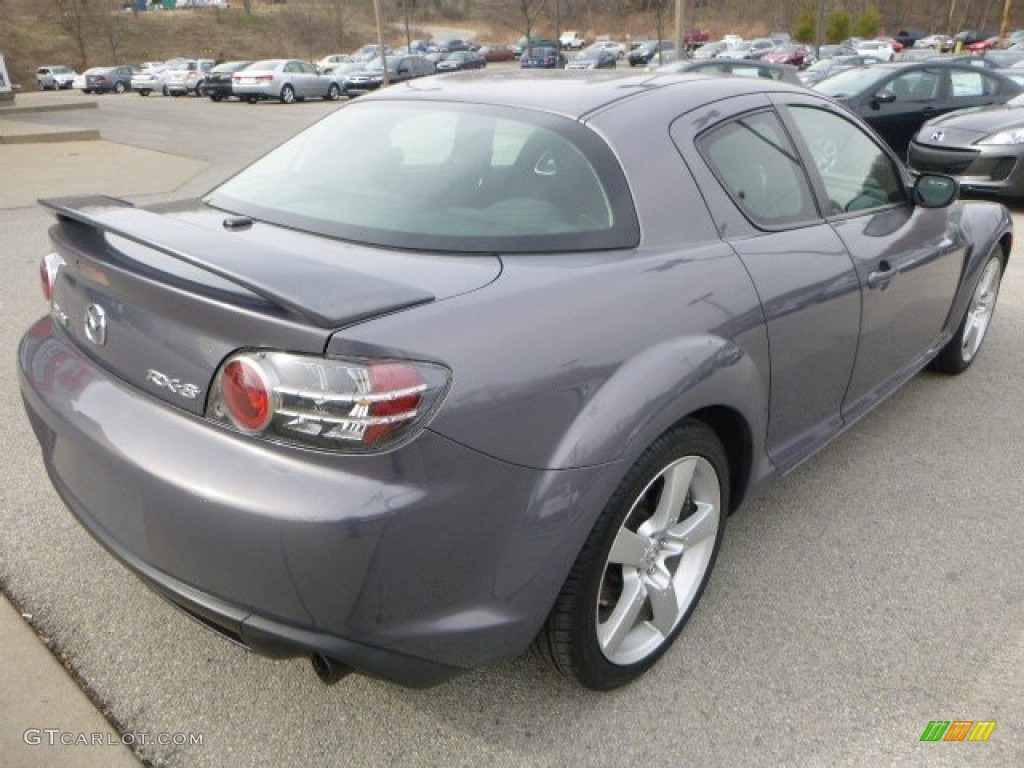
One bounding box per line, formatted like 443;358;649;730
882;70;940;102
786;106;906;214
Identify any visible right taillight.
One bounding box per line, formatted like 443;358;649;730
207;351;451;453
40;252;64;303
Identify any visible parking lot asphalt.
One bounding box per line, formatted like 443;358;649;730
0;89;1021;768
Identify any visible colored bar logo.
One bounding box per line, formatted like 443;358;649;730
920;721;996;742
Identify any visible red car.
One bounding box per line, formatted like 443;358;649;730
479;44;516;62
967;36;1000;52
762;44;808;68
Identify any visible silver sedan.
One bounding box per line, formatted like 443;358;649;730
231;59;340;104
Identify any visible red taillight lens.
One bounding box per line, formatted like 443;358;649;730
364;363;424;444
40;260;52;302
209;352;450;453
220;358;273;432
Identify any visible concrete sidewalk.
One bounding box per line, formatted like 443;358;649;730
1;597;141;768
1;92;204;768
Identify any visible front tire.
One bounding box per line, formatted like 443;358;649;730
930;249;1003;373
326;83;341;101
535;420;728;690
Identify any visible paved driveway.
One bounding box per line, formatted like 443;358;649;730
0;92;1020;767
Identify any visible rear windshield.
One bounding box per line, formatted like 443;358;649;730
206;101;639;253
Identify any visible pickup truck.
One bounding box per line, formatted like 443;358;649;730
559;31;587;50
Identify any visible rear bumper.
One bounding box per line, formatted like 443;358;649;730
204;83;233;98
232;84;276;98
18;318;618;685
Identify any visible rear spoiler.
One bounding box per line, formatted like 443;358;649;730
40;195;434;329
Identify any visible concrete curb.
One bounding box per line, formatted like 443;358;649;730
0;94;101;144
0;101;98;116
0;596;142;767
0;121;100;144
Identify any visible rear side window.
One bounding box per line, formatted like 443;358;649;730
950;70;1003;97
697;110;818;228
208;101;639;253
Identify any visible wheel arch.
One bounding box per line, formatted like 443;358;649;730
944;201;1012;338
543;333;768;495
685;404;753;514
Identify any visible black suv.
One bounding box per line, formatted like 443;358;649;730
205;61;253;101
628;41;674;66
894;29;927;48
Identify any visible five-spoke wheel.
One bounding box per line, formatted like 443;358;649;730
931;248;1004;373
535;420;728;690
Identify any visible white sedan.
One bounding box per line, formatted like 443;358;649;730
856;40;895;61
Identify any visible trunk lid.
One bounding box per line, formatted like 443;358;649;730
43;196;500;415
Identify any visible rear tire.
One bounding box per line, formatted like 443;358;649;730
930;248;1003;374
114;81;126;94
535;420;728;690
280;84;295;104
327;83;341;101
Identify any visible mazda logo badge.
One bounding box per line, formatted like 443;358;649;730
84;304;107;346
930;131;945;142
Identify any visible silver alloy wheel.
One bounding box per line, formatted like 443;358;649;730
597;455;721;666
960;258;1001;364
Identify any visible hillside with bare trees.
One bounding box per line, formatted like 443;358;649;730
0;1;1018;90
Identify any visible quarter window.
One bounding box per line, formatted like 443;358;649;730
950;70;1002;97
787;106;906;214
698;110;818;227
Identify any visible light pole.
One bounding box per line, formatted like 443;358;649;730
674;0;685;59
372;0;388;87
404;0;411;54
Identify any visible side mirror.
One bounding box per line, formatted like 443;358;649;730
913;173;959;208
872;90;897;104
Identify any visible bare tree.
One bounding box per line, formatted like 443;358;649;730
95;0;129;63
325;0;359;52
53;0;94;68
516;0;549;47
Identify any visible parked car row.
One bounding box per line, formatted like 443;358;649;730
50;51;484;102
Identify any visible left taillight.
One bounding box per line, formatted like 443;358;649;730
40;252;64;303
207;351;451;453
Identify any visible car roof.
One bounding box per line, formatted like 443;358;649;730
367;70;807;119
